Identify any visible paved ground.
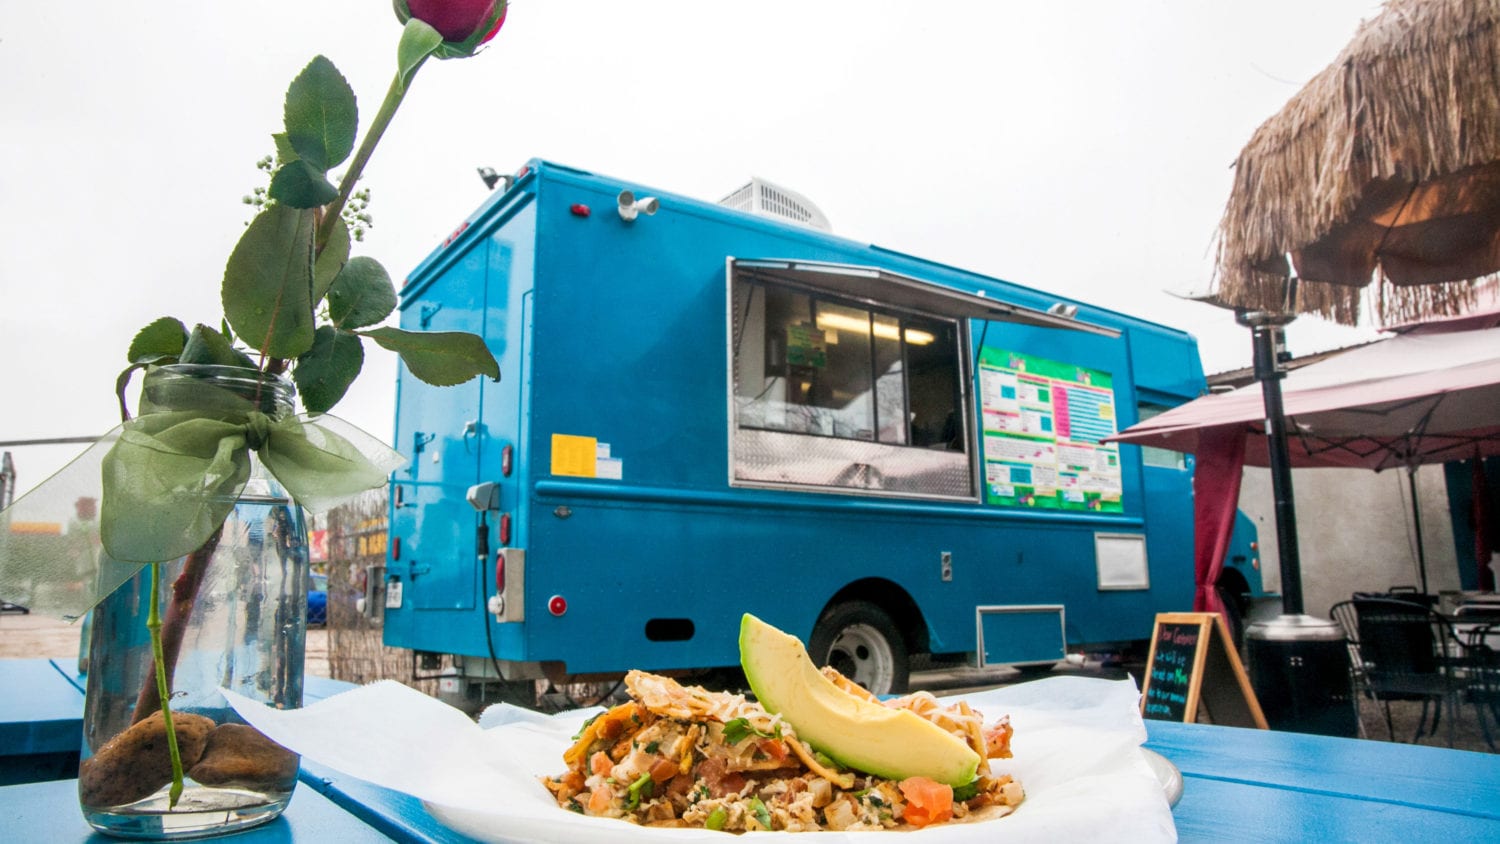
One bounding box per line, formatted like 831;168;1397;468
0;610;331;677
3;612;1492;753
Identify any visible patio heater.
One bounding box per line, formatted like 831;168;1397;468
1236;295;1358;737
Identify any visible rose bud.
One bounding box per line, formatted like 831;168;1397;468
394;1;507;57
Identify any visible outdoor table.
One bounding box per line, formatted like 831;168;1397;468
0;657;85;785
1145;719;1500;840
0;775;397;841
3;658;1499;841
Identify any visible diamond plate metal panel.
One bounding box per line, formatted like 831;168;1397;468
733;428;973;499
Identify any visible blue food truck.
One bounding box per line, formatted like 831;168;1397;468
381;159;1263;704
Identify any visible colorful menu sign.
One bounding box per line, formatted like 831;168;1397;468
977;347;1122;512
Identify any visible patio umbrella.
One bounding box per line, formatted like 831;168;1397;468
1110;324;1500;594
1112;326;1500;471
1198;0;1500;623
1212;0;1500;326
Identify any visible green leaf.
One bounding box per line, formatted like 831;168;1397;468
272;132;299;164
293;326;364;413
397;19;443;89
127;317;188;364
223;204;317;359
177;324;258;368
327;257;397;330
313;217;351;304
283;55;357;172
268;159;339;209
359;326;498;386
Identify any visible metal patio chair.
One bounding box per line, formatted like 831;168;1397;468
1461;624;1499;751
1328;599;1370;738
1351;598;1467;746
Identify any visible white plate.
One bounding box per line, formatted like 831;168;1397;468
424;749;1189;842
226;677;1176;843
1141;749;1183;807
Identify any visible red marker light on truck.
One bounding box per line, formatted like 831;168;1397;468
499;512;511;545
570;203;591;217
495;551;506;593
442;221;470;246
392;536;401;561
548;595;567;616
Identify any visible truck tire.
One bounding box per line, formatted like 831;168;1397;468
808;601;909;696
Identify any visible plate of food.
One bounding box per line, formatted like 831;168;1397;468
225;615;1177;842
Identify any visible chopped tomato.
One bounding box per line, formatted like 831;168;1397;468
898;776;954;828
758;738;790;762
649;756;680;784
587;785;614;813
698;757;747;798
984;718;1015;759
589;751;613;776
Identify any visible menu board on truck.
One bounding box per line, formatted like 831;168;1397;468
978;347;1123;512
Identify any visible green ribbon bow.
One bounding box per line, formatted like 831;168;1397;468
0;384;404;620
101;409;400;564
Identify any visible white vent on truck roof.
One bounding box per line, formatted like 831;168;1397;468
718;177;831;231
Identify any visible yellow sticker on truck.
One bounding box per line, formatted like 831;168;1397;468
551;434;598;477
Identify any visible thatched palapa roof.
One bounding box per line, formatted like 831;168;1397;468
1214;0;1500;326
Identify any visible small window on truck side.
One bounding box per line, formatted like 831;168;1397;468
1136;403;1187;469
729;271;973;500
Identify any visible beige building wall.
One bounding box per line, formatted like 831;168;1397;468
1237;464;1459;619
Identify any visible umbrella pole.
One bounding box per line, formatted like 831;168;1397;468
1407;467;1429;595
1239;310;1305;615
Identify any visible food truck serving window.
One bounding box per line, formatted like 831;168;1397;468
728;260;975;500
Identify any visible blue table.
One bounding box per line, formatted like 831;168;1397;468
3;658;1498;842
0;776;394;841
1145;719;1500;841
0;658;85;785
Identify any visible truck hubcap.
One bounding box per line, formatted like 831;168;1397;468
826;623;895;694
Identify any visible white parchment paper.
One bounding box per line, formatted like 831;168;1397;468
224;675;1175;843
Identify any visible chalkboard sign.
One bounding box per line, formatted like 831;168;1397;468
1140;612;1267;729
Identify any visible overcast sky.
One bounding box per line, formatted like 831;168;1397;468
1;0;1389;497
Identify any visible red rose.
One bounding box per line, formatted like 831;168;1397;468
403;0;506;44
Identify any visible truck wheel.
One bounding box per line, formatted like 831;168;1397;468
808;602;909;696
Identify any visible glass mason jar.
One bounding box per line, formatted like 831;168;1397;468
79;365;308;839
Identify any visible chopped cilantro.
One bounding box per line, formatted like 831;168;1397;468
626;772;654;810
566;800;583;814
644;741;660;754
722;717;777;744
952;781;981;802
571;713;600;740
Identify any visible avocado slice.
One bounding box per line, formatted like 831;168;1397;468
738;613;980;787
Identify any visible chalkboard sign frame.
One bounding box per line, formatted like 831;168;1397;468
1140;612;1268;729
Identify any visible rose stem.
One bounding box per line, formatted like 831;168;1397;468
146;561;185;808
122;40;433;803
132;527;223;724
314;58;425;255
